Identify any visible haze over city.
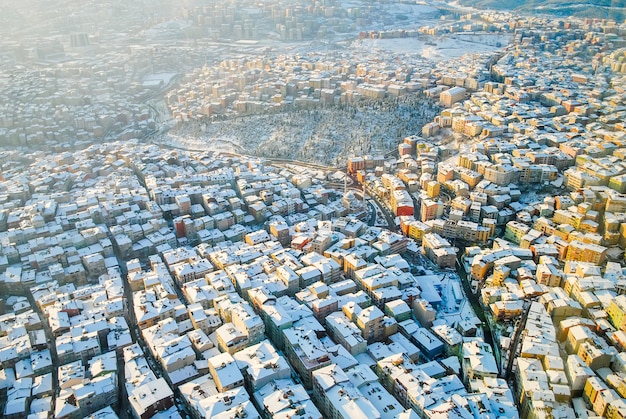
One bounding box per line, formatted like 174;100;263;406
1;1;626;419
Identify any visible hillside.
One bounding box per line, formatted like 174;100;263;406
456;0;626;21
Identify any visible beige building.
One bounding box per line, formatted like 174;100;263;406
356;306;385;343
440;86;466;107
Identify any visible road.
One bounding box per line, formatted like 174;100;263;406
503;301;531;381
455;254;497;363
24;291;59;411
363;183;397;232
366;200;377;226
329;175;397;231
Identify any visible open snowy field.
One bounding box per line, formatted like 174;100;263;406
353;33;513;62
339;1;438;16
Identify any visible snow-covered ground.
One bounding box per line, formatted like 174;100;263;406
142;73;177;87
353;33;512;62
161;133;242;154
339;1;438;16
157;96;440;165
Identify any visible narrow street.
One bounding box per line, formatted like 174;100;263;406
113;245;192;418
455;255;497;362
24;291;58;411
